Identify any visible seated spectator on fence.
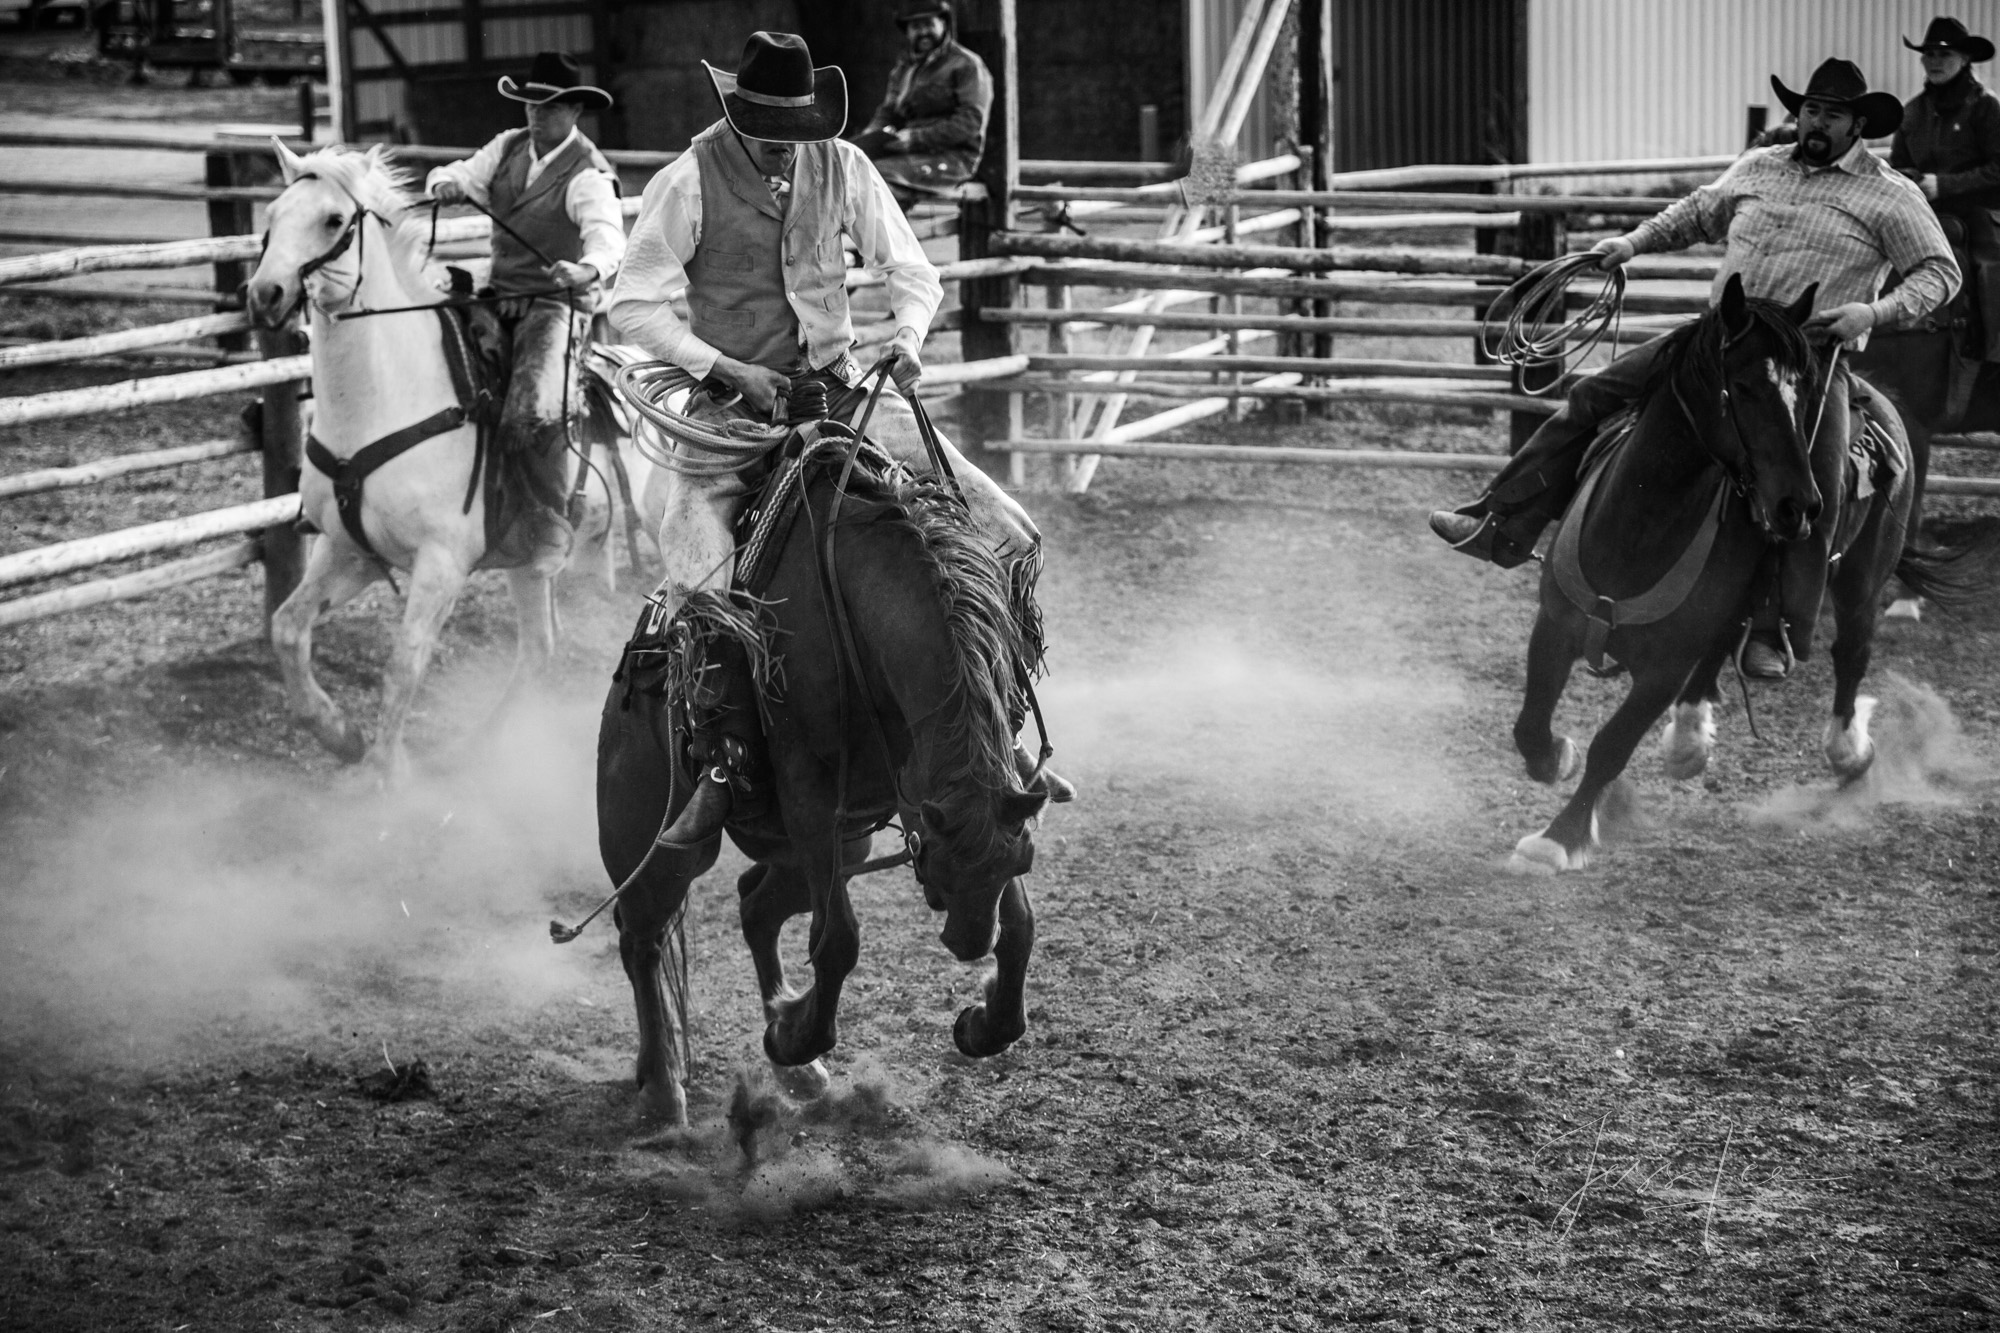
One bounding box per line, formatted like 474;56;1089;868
851;1;992;209
1890;17;2000;360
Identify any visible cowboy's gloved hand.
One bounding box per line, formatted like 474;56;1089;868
887;325;924;394
887;128;915;153
1590;237;1636;271
1807;302;1877;344
713;355;791;416
1919;173;1941;201
550;260;599;291
430;179;467;205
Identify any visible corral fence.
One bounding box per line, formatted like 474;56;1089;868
5;121;1999;637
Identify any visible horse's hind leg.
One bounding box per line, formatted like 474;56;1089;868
1514;609;1582;784
1514;665;1683;873
271;535;381;763
370;546;470;787
1660;643;1731;780
954;877;1035;1059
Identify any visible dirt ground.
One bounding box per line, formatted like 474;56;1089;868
5;62;2000;1333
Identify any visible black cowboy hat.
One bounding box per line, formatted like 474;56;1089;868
1904;16;1996;63
704;32;847;144
497;51;613;110
1771;58;1904;137
896;1;953;25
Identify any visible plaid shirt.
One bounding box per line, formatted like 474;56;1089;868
1628;141;1959;348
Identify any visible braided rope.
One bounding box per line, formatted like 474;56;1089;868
1480;251;1629;395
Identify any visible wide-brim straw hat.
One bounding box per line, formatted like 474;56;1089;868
704;31;847;143
1771;58;1904;137
498;51;613;111
1905;16;1996;63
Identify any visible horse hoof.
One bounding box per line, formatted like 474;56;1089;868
953;1006;1023;1059
1556;737;1581;782
1508;831;1588;875
771;1058;831;1102
635;1078;689;1127
317;719;367;764
762;1022;832;1070
1659;702;1714;781
1825;697;1879;786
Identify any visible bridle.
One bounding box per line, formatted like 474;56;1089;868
1669;322;1825;537
262;172;379;326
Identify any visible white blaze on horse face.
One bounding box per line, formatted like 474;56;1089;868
1765;357;1801;417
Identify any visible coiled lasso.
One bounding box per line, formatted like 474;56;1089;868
613;361;791;479
1479;250;1629;395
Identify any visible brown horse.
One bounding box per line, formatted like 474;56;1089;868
1512;278;1926;871
594;448;1048;1123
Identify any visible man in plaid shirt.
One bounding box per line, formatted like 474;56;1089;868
1431;59;1959;679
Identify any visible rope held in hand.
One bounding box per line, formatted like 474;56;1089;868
1480;251;1629;395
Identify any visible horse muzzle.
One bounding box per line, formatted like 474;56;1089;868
245;277;295;330
939;909;998;962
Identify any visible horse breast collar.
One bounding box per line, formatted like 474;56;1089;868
305;305;490;561
1550;439;1731;677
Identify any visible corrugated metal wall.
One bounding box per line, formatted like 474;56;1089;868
1530;0;2000;161
1329;0;1525;170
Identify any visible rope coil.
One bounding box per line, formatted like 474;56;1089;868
1480;251;1629;395
614;361;790;478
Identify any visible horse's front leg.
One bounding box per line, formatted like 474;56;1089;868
270;534;381;763
763;841;867;1069
953;877;1035;1059
1514;607;1583;784
1822;492;1905;784
370;545;470;787
1514;662;1685;873
736;860;835;1099
1659;641;1733;780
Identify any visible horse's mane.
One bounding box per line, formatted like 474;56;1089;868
285;145;435;291
1652;292;1816;413
869;468;1044;846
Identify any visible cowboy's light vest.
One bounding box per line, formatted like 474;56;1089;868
685;121;850;373
487;127;616;299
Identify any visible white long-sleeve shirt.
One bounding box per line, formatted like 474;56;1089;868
609;136;941;380
425;126;626;281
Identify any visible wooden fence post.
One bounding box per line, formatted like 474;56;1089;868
254;326;306;629
204;148;256;352
956;0;1017;447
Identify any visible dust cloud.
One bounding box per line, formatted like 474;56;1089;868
0;688;610;1070
1034;633;1469;828
1745;672;1994;830
630;1063;1015;1225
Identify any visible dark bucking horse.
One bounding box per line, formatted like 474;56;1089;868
1509;274;1993;873
591;418;1049;1124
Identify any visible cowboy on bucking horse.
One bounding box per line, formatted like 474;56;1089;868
1430;58;1961;681
609;31;1071;822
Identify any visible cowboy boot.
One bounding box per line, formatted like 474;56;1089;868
674;624;772;827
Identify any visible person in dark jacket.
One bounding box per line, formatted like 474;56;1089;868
1890;16;2000;359
852;1;993;208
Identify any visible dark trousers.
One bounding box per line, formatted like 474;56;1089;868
1472;332;1850;658
493;295;588;516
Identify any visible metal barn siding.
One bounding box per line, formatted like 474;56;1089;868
1529;0;2000;162
1329;0;1526;171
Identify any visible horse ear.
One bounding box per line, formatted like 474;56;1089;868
272;136;307;185
996;788;1049;827
1720;273;1748;332
1786;283;1820;326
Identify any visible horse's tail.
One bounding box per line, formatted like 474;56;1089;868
1895;515;2000;613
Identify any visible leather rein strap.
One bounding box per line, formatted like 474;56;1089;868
305;306;484;561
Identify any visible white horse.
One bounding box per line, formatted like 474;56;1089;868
247;143;653;784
